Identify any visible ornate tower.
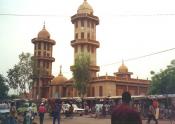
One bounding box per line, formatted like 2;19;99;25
31;24;55;99
71;0;100;77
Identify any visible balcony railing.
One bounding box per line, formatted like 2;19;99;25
71;39;100;47
71;13;99;24
32;38;56;45
33;56;55;62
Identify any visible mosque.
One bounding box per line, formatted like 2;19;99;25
31;0;150;99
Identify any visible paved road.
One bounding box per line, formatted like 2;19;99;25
33;113;174;124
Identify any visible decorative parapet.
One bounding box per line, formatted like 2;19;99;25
91;76;150;85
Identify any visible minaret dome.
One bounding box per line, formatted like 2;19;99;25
77;0;93;14
51;66;67;85
38;24;50;39
118;62;128;73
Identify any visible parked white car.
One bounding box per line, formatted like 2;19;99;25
72;104;85;114
62;103;85;114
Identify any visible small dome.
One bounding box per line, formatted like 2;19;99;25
77;0;93;14
38;25;50;39
51;66;67;85
51;74;67;85
118;62;128;73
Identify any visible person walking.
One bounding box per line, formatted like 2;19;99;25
111;91;142;124
9;101;18;124
102;104;106;117
147;100;158;124
52;99;62;124
23;102;33;124
38;103;46;124
95;104;100;118
84;104;89;115
17;112;24;124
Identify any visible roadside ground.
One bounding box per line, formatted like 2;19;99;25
33;113;174;124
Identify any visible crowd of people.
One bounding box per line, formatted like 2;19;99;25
0;92;175;124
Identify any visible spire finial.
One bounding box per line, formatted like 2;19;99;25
59;65;62;75
122;59;124;65
43;21;45;29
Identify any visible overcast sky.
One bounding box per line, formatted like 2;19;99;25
1;0;175;80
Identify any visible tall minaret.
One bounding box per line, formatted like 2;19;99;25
71;0;100;77
31;24;55;99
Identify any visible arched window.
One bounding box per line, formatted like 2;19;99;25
47;53;50;57
44;43;46;50
99;86;103;96
75;21;78;28
92;87;95;97
75;33;78;39
81;20;84;27
43;62;45;68
38;43;41;50
87;21;90;28
91;22;94;29
81;32;84;39
43;51;46;56
38;51;41;56
87;33;90;39
47;44;50;51
47;62;49;69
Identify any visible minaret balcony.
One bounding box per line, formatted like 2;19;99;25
71;13;99;24
89;65;100;72
32;38;56;45
33;75;54;80
70;65;100;72
71;39;100;48
34;56;55;62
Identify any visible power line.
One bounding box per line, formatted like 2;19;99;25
0;13;67;17
117;13;175;17
53;48;175;75
1;13;175;68
1;13;175;17
100;48;175;67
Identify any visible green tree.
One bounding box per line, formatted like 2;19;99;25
0;74;9;99
7;52;33;94
149;59;175;94
72;53;91;97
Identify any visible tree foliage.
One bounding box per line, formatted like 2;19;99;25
7;52;33;94
72;53;91;97
0;74;9;99
149;59;175;94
